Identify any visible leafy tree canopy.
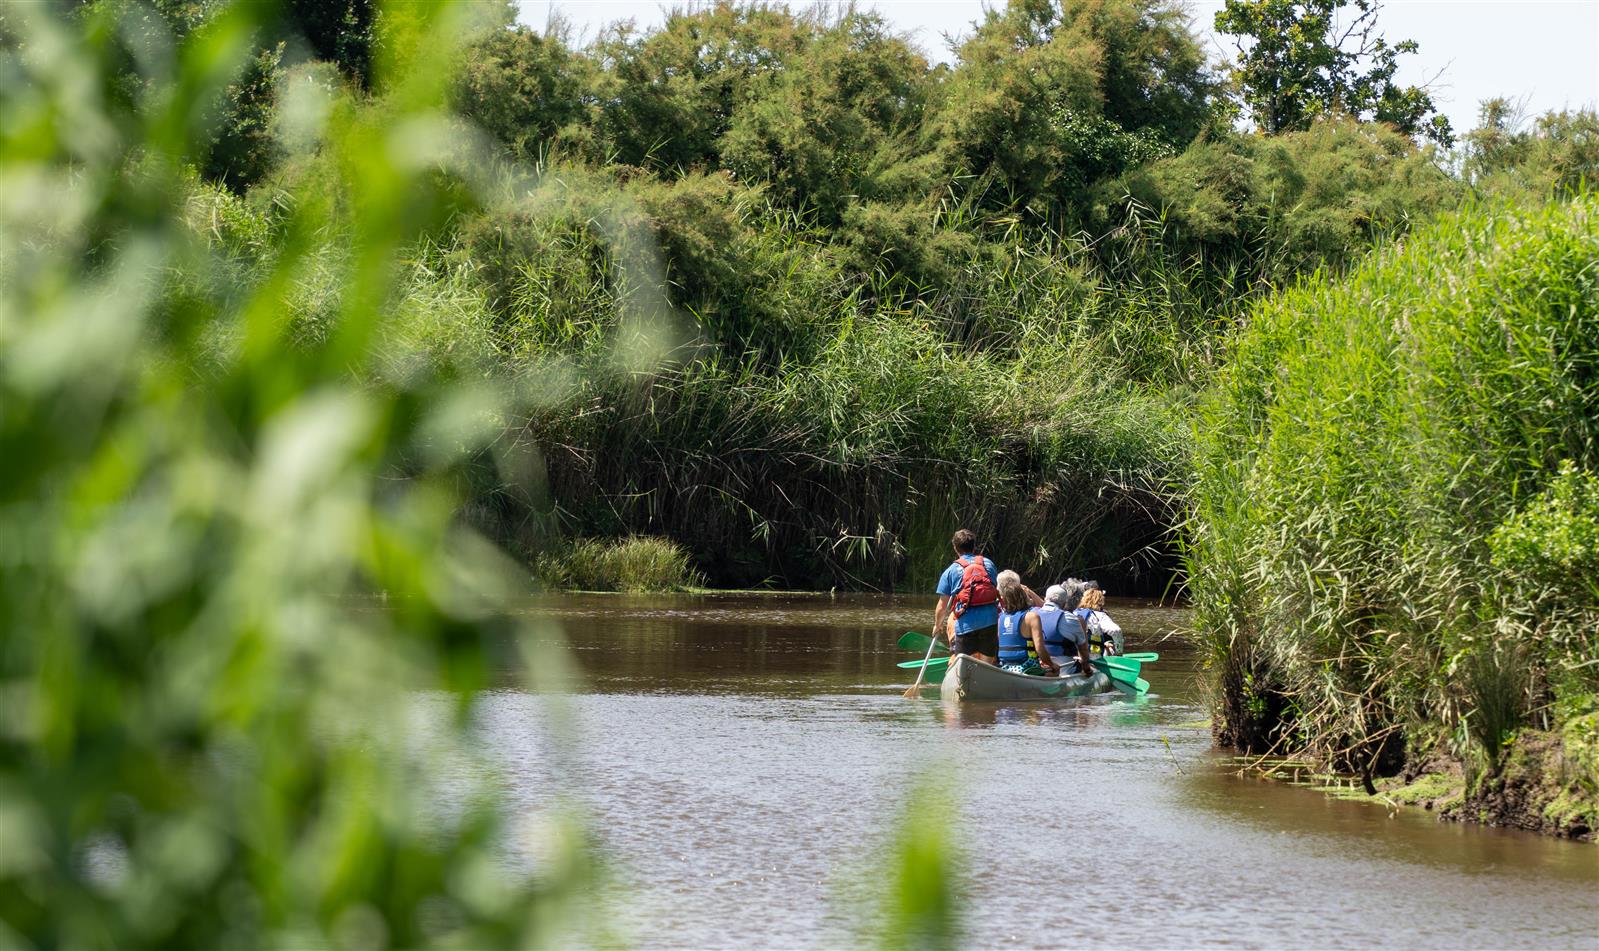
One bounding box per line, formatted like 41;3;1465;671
593;2;810;171
1214;0;1451;145
931;0;1218;220
719;10;931;223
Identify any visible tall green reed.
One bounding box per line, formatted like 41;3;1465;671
1187;196;1599;774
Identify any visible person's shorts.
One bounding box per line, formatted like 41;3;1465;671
952;623;998;657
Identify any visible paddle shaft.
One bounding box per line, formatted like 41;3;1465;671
903;626;944;698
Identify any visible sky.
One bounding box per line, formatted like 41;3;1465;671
514;0;1599;137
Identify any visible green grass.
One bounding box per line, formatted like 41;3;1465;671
538;536;703;591
1381;773;1465;808
1186;196;1599;779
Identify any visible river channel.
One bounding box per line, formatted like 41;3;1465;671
462;593;1597;949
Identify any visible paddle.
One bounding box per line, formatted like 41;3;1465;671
897;656;951;670
1092;658;1149;694
1097;655;1145;674
1092;661;1142;693
902;629;944;698
896;631;946;654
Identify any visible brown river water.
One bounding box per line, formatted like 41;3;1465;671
449;593;1598;949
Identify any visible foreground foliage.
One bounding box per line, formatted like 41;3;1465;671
0;2;969;944
1187;198;1599;790
0;3;598;945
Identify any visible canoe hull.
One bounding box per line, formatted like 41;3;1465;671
939;654;1113;702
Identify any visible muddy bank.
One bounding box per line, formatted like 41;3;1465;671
1250;716;1599;842
1386;716;1599;841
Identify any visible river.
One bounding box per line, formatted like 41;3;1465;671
459;593;1598;949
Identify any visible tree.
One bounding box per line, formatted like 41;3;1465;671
283;0;377;87
929;0;1218;222
719;11;930;223
203;43;284;192
453;22;594;161
1214;0;1451;145
593;3;809;171
1461;99;1599;196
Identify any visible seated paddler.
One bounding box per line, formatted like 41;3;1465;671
994;571;1057;676
1041;583;1095;676
1079;582;1124;655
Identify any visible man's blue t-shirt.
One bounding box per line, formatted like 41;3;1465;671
936;556;998;634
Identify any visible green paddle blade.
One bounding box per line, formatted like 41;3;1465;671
1092;659;1149;694
897;631;946;654
897;656;951;671
1090;659;1140;695
1097;655;1144;674
1118;652;1159;663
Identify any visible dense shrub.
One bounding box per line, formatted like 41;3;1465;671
1108;119;1460;288
452;23;594;160
1491;463;1599;606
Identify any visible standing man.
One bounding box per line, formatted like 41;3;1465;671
932;529;999;664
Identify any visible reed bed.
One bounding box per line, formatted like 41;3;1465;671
197;162;1207;592
1186;196;1599;778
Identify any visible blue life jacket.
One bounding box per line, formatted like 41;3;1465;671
997;607;1037;664
1038;605;1070;654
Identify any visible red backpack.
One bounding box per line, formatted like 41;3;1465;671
951;554;997;617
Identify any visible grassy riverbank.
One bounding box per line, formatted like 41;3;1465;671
1186;196;1599;837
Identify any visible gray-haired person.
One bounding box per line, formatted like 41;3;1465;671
1038;582;1094;675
